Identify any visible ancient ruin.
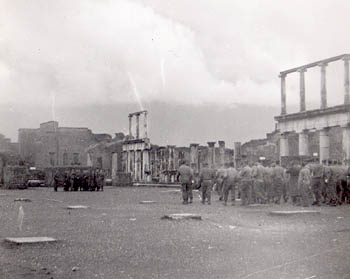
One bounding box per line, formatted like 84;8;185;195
275;54;350;163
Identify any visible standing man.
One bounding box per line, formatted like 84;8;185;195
53;171;60;192
199;162;216;205
239;163;253;206
309;161;324;206
286;161;302;205
222;162;238;206
298;162;312;207
177;160;193;204
251;163;266;204
215;167;227;201
272;162;285;204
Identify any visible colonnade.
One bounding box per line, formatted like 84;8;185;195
278;54;350;164
280;125;350;163
280;54;350;115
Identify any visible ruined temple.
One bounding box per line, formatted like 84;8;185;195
275;54;350;164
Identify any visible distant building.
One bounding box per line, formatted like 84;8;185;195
18;121;111;168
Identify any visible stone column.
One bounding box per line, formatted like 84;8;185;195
344;56;350;105
136;114;140;139
128;115;132;137
218;141;225;167
319;128;330;163
280;74;287;115
142;150;150;182
319;63;328;109
280;133;289;157
342;125;350;163
168;145;176;170
143;111;148;138
233;142;241;168
190;143;199;172
298;130;309;156
207;142;216;168
298;68;307;112
135;150;141;182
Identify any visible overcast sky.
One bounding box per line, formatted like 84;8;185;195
1;0;350;146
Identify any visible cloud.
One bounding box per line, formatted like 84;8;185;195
0;0;350;109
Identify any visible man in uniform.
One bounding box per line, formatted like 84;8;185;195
53;171;60;192
251;162;266;204
215;167;227;201
271;162;285;204
97;169;105;191
298;162;312;207
222;162;238;206
63;172;71;191
199;162;215;205
263;165;274;203
177;160;194;204
309;160;324;206
239;163;253;206
286;161;302;205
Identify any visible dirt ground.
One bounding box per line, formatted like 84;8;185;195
0;186;350;279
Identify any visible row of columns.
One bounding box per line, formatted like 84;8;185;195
280;56;350;115
280;125;350;163
128;111;148;139
190;141;242;170
125;149;150;182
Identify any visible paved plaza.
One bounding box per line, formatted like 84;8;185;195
1;187;350;279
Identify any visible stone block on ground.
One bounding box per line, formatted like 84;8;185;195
139;201;157;204
269;210;320;216
67;205;89;209
14;198;31;202
248;204;269;207
161;190;181;194
4;237;57;244
161;213;202;220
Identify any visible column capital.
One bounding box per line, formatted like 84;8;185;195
319;127;331;134
207;142;216;147
218;140;225;148
297;68;307;73
341;123;350;128
190;143;199;148
280;131;290;137
318;62;328;68
279;73;287;79
342;55;350;62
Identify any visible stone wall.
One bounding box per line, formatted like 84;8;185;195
18;121;111;169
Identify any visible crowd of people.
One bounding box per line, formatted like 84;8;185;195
177;159;350;207
52;169;105;192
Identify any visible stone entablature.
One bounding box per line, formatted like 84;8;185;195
275;104;350;133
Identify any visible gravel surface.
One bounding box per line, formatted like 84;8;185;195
1;187;350;279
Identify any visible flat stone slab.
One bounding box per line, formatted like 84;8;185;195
248;204;269;207
4;237;57;244
162;213;202;220
269;210;320;216
14;198;31;202
139;201;157;204
161;190;181;194
67;205;89;209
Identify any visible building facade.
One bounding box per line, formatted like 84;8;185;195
18;121;111;168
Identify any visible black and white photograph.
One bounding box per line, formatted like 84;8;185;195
1;0;350;278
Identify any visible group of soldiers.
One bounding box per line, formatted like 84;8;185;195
53;169;105;192
177;159;350;207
